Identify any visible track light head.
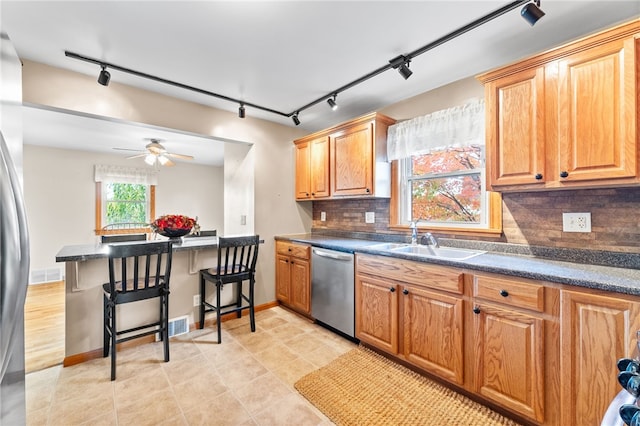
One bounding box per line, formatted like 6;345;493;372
327;94;338;111
389;55;413;80
292;113;301;126
521;0;545;26
98;65;110;86
238;104;245;118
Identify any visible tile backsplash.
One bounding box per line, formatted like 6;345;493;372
312;187;640;253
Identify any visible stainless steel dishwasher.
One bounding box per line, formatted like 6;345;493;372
311;247;355;338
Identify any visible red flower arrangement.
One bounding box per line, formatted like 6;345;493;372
150;214;198;238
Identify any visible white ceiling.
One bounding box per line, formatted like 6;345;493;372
1;1;639;165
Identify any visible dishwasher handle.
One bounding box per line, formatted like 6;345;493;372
312;248;353;261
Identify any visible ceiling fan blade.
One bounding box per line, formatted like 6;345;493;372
113;147;144;152
166;153;194;160
163;158;175;167
126;153;147;159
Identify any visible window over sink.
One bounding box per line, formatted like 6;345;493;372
387;99;501;235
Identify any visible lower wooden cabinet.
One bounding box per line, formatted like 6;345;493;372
275;241;311;314
560;289;640;425
471;273;548;423
356;254;465;386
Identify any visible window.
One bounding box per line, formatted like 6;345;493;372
398;145;487;227
94;165;157;235
387;99;501;235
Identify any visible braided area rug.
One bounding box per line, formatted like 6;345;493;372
295;346;522;426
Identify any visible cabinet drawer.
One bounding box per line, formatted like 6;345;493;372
473;274;544;312
356;254;463;295
276;241;310;259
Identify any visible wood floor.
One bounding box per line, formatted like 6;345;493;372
24;280;65;373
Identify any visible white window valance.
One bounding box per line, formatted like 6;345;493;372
387;98;485;161
94;164;158;185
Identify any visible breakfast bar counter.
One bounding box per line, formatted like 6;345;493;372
55;237;221;363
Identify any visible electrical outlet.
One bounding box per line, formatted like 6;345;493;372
320;211;326;222
240;215;246;225
193;294;201;307
562;212;591;233
365;212;375;224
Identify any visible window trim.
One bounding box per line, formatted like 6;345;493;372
389;160;502;237
95;182;155;236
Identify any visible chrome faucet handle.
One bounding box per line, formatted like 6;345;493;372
420;232;439;248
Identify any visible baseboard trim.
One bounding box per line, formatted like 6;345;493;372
63;301;279;368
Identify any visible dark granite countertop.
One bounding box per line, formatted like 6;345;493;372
56;236;219;262
275;233;640;296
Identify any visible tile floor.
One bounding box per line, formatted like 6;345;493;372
26;306;356;425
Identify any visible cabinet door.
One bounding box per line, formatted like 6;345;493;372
402;285;464;385
556;36;637;182
485;66;546;187
294;142;311;200
290;257;310;314
355;274;398;354
473;303;545;423
331;121;374;197
560;290;640;425
275;254;291;304
310;137;330;198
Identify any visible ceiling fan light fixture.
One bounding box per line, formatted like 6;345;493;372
97;65;110;86
144;153;156;166
521;0;545;26
157;155;170;166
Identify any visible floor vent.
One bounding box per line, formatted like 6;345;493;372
30;267;64;284
168;315;189;338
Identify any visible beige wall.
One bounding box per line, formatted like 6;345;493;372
21;60;311;310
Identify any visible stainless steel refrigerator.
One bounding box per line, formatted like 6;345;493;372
0;32;29;425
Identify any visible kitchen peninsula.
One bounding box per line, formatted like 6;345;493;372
56;237;220;365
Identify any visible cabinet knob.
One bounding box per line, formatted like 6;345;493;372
389;287;396;293
365;188;371;193
402;289;409;295
535;173;543;180
311;192;315;196
500;289;509;297
560;171;569;178
473;307;481;314
306;193;309;196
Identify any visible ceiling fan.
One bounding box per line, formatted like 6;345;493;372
113;139;194;167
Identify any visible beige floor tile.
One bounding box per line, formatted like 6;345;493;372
197;340;254;368
282;334;327;357
252;392;326;426
113;366;170;407
256;315;288;330
172;370;228;413
162;352;213;386
232;372;292;414
116;388;182;426
182;391;253;426
216;354;269;390
267;322;309;341
253;343;299;371
303;341;354;368
233;330;281;353
271;356;317;387
26;406;49;426
48;395;114;425
79;411;117;425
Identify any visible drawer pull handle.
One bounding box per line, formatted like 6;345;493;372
389;287;395;293
500;290;509;297
535;173;543;180
473;307;481;314
402;289;409;295
560;171;569;178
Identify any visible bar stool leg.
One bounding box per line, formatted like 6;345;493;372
199;274;205;329
216;280;222;344
103;295;109;357
249;277;256;332
111;301;117;381
235;280;242;318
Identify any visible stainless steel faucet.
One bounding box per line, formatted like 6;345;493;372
421;232;439;248
410;220;419;245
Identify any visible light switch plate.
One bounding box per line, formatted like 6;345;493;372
365;212;375;224
563;212;591;233
320;211;326;222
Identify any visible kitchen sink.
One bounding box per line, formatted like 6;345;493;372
392;245;485;260
365;243;410;250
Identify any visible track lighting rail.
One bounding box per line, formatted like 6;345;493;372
65;0;534;125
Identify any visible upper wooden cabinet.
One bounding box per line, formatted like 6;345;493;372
478;19;640;191
294;136;330;200
294;112;395;200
